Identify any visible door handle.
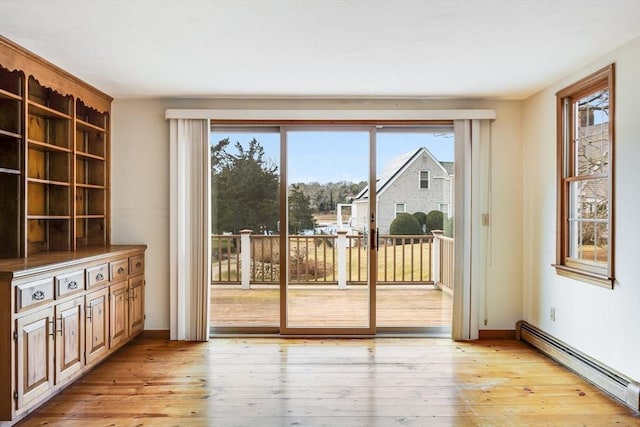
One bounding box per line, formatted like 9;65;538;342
370;228;379;251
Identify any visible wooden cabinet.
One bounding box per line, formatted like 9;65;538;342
0;36;134;427
0;35;112;258
15;307;54;411
0;246;146;425
128;274;145;336
54;296;84;384
85;287;109;366
108;280;129;349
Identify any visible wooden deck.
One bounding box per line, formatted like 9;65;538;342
17;337;640;426
211;285;452;328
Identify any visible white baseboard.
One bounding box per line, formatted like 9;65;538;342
516;320;640;412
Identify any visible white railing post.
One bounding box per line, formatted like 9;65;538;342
240;230;252;290
337;230;348;289
431;230;443;286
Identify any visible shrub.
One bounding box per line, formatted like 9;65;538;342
390;213;422;235
424;210;445;234
412;211;426;232
444;216;454;237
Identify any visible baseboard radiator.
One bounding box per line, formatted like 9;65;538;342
516;320;640;412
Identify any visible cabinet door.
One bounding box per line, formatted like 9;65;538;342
54;297;84;384
109;281;129;349
85;287;108;366
15;307;54;410
128;275;145;336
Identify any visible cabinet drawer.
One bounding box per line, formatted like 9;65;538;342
16;279;54;312
129;255;144;275
110;259;129;282
86;264;109;288
55;271;85;298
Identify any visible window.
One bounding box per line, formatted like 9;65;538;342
439;203;449;216
555;64;614;288
419;170;429;189
395;203;406;217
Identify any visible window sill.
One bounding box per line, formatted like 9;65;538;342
552;264;614;289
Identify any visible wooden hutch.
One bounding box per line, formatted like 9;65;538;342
0;36;146;425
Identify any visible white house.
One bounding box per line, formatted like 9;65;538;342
351;147;453;234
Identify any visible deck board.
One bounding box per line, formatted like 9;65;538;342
211;285;452;328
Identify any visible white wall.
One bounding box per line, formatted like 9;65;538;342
522;36;640;380
111;98;523;332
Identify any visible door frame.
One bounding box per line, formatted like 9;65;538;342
194;109;497;339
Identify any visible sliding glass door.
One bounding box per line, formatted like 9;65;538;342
209;129;281;330
374;129;454;332
209;124;454;335
282;129;374;333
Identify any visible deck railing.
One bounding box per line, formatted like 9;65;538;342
432;231;454;294
212;231;453;290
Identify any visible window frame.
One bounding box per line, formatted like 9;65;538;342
419;170;430;189
554;64;615;288
394;203;407;217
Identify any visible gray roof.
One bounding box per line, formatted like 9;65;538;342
440;161;454;175
354;147;453;200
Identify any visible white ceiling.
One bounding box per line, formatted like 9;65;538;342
1;0;639;100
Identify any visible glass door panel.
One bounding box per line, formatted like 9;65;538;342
375;129;454;330
210;129;281;329
284;130;371;331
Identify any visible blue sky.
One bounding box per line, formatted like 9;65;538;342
211;130;453;184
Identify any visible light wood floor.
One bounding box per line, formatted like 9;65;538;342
17;337;640;426
211;286;452;328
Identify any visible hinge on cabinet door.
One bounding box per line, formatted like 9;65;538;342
13;330;18;341
13;390;18;401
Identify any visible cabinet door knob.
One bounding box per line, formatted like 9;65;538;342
136;261;142;268
67;281;78;290
118;267;125;274
95;273;104;281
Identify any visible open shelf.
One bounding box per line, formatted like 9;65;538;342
27;181;70;217
76;186;105;217
0;173;21;257
76;125;106;159
0;133;22;172
75;217;106;247
1;43;111;258
76;99;107;129
27;147;70;183
28;111;70;149
28;76;71;115
27;218;71;255
0;66;22;97
0;97;22;135
76;156;105;187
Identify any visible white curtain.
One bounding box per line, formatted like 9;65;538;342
452;119;491;341
169;119;211;341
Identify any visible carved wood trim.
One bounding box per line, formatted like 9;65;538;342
0;35;112;113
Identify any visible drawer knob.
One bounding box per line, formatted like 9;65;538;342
67;281;78;290
136;261;142;268
118;267;125;274
95;273;104;281
32;290;45;301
